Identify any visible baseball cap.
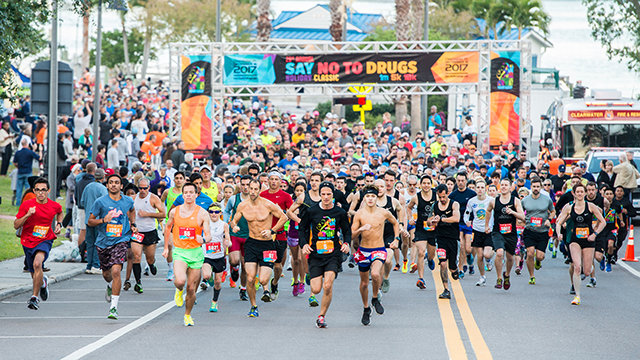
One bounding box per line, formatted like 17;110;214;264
559;164;566;172
200;165;212;172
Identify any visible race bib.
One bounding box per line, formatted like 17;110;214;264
179;227;196;241
499;223;512;234
204;242;222;255
412;213;418;221
423;221;435;231
316;240;334;254
531;217;543;227
437;248;447;260
263;250;277;263
371;250;387;261
131;232;145;242
576;227;589;239
106;224;123;237
32;225;49;238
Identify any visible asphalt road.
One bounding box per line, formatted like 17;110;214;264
3;233;640;360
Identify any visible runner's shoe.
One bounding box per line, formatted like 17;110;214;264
529;277;536;285
535;259;541;270
299;283;306;295
149;264;157;276
200;280;209;291
261;290;272;303
457;270;464;279
599;258;606;271
255;278;260;291
410;263;418;273
486;259;493;271
570;285;576;295
183;314;194;326
40;275;49;301
107;307;118;320
515;267;522;275
143;265;149;276
401;260;408;273
207;277;215;287
416;278;426;289
248;306;259;317
348;255;356;268
381;279;390;293
134;283;143;294
428;259;435;271
174;288;184;307
606;262;612;272
462;265;468;274
270;279;279;301
221;271;227;283
123;280;131;291
571;296;581;305
552;249;557;258
438;289;451;299
229;279;237;288
475;276;486;286
371;297;384;314
495;278;503;289
166;268;174;281
316;315;327;328
467;254;474;266
548;240;554;252
309;295;319;307
27;296;39;310
469;265;475;275
361;307;372;326
305;273;310;285
239;288;249;301
393;264;400;272
105;285;112;302
503;274;511;290
586;278;596;288
230;266;239;282
209;301;218;312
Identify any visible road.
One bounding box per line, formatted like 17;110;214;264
2;237;640;360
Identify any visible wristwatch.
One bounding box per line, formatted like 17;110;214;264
270;229;276;235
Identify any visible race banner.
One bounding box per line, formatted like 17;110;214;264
223;52;479;85
181;54;213;150
489;51;521;147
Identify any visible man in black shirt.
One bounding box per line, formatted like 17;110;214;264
299;182;351;329
551;165;570;194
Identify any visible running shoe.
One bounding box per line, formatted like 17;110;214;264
467;254;474;266
123;280;131;291
410;263;418;273
239;288;248;301
438;289;451;299
200;280;209;291
229;279;237;288
381;279;390;293
184;314;194;326
105;285;112;302
475;276;486;287
469;265;475;275
528;277;536;285
174;288;184;307
287;265;292;271
571;296;581;305
309;295;319;307
580;273;586;281
495;278;503;289
486;259;493;272
503;274;511;290
209;301;218;312
107;307;118;320
231;266;239;282
166;268;174;281
270;279;279;301
393;264;400;272
548;240;554;252
401;260;408;273
221;271;227;283
458;270;464;279
134;283;143;294
535;259;542;270
292;282;299;296
316;315;327;328
149;263;157;276
570;285;575;295
248;306;259;317
428;259;435;271
371;297;384;314
462;265;468;274
207;277;215;287
586;278;596;288
143;265;150;276
348;255;356;268
361;307;372;326
515;267;522;275
299;283;306;295
599;258;606;271
27;296;39;310
40;275;49;301
552;249;557;258
606;262;612;272
305;273;310;285
416;278;427;289
261;290;272;303
254;278;260;291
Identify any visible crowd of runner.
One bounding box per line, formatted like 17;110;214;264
5;73;639;328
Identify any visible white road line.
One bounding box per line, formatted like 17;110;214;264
51;288;175;292
1;300;167;304
0;335;103;339
618;260;640;278
0;316;138;319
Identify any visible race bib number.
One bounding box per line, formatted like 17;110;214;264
423;221;435;231
106;224;123;237
32;225;49;238
499;223;512;234
204;242;222;255
131;232;145;242
263;250;277;263
371;250;387;261
316;240;334;254
576;227;589;239
179;227;196;241
531;217;543;227
437;248;447;260
412;213;418;221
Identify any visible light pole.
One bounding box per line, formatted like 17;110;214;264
421;0;430;133
48;0;58;200
216;0;221;42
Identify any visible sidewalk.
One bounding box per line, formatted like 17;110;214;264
0;256;85;300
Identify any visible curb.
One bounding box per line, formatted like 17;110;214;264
0;265;85;301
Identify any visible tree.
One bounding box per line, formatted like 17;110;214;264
394;0;411;126
256;0;272;42
583;0;640;73
430;6;476;40
329;0;344;42
472;0;508;38
90;28;154;71
502;0;550;39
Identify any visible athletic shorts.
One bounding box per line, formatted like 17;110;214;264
523;229;548;253
173;246;205;269
244;238;277;268
414;229;436;246
131;229;160;246
471;231;493;248
435;237;458;271
459;224;473;236
230;236;246;256
23;240;53;273
595;231;616;254
492;232;517;255
275;240;288;263
204;257;226;273
408;224;416;231
77;209;86;230
570;237;596;250
354;246;387;272
97;241;128;271
287;236;299;247
308;254;340;279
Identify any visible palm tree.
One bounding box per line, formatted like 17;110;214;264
329;0;344;42
256;0;272;42
502;0;550;39
120;9;130;76
471;0;508;39
81;0;92;69
394;0;411;126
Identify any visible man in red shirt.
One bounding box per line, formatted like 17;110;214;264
14;178;63;310
260;171;293;301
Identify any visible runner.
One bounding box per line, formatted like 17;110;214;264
484;178;525;290
202;202;231;312
521;177;555;285
351;185;401;325
299;182;351;328
199;165;220;202
129;177;165;293
346;175;366;268
449;172;476;278
87;174;137;320
260;171;293;301
229;179;288;317
224;175;251;300
427;184;461;300
585;181;606;284
463;179;493;287
600;186;624;273
163;182;211;326
14;178;63;310
375;179;407;294
171;172;214;210
555;183;606;305
287;182;308;296
160;171;186;281
406;175;437;289
384;170;408;272
403;175;419;274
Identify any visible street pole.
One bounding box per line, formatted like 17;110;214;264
421;0;429;133
92;0;102;162
216;0;221;42
48;0;58;201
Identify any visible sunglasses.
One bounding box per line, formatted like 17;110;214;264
209;210;222;214
139;186;149;190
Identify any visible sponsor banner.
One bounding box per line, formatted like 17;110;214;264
223;52;479;85
567;110;640;122
489;51;521;147
181;55;212;150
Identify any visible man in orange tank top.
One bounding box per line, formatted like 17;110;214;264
163;182;211;326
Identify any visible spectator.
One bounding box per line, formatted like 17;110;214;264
13;138;40;206
107;140;120;170
0;121;15;175
613;153;640;198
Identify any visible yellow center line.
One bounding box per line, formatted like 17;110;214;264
450;278;493;360
430;265;467;360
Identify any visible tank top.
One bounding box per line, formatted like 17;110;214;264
165;187;181;220
381;195;397;239
434;199;458;239
203;220;225;259
571;202;593;241
300;191;320;221
416;190;436;234
134;193;157;232
201;183;219;203
172;205;202;249
493;195;517;236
